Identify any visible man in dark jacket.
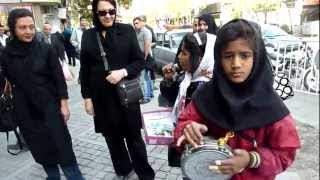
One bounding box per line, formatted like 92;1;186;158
42;22;66;61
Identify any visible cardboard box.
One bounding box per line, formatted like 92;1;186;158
142;109;174;145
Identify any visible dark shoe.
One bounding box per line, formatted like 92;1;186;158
7;142;28;151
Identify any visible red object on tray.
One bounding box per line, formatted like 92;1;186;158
142;109;174;145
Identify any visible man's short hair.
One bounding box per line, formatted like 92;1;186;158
133;16;143;23
139;15;147;22
80;16;86;21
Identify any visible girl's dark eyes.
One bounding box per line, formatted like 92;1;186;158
240;53;253;59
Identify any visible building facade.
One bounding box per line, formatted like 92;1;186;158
0;0;62;31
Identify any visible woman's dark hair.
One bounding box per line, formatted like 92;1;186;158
7;8;34;36
176;32;207;74
214;19;265;84
198;13;218;35
92;0;117;29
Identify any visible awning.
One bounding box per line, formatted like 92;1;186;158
303;0;320;6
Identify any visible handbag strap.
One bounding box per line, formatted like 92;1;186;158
96;32;109;71
7;128;23;155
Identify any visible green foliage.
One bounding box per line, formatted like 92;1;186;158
118;0;133;9
68;0;133;25
252;0;281;14
69;0;92;22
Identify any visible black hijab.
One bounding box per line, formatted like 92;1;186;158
4;8;36;57
198;13;218;35
193;19;289;132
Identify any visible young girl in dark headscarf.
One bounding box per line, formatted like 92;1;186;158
174;19;300;179
198;13;218;35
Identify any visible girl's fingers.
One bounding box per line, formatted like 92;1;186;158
183;128;198;148
176;135;185;147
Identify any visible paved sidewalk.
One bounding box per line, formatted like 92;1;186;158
0;71;319;179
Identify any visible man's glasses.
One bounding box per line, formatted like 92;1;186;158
97;9;116;16
133;22;139;25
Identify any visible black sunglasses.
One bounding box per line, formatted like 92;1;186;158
97;9;116;16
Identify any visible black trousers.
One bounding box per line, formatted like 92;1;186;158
103;133;155;180
67;55;76;66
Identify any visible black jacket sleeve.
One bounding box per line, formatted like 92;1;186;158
125;25;145;78
79;30;92;99
47;45;68;99
51;33;66;61
0;61;5;94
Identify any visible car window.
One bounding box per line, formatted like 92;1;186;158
164;33;170;48
156;33;163;46
171;33;186;49
262;25;288;37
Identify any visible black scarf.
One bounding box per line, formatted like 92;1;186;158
198;13;218;35
4;37;35;57
193;20;289;132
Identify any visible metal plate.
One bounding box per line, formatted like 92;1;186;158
181;147;232;180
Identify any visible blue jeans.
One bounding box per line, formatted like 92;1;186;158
140;69;154;99
43;164;84;180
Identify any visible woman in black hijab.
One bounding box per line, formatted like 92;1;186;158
198;13;218;35
174;19;300;179
80;0;154;179
0;8;84;179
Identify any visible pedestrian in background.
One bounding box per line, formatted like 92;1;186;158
139;15;158;90
133;16;154;104
174;19;300;179
0;24;8;48
80;0;155;179
70;16;87;63
42;22;66;61
198;13;218;35
0;8;84;180
62;19;77;66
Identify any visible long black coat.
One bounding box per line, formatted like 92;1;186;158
80;23;145;135
0;39;76;165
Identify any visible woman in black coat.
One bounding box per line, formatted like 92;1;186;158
0;9;84;180
80;0;155;179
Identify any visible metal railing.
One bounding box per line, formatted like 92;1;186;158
267;39;319;95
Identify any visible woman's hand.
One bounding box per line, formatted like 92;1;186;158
84;98;94;116
200;69;213;79
208;149;250;175
60;99;70;124
106;69;127;84
162;63;176;80
176;122;208;148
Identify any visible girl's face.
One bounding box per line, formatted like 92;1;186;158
221;38;254;84
15;16;35;43
178;43;192;72
198;19;208;32
97;1;116;28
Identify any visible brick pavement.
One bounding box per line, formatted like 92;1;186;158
0;65;318;180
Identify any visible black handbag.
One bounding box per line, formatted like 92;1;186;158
0;80;23;155
96;32;143;106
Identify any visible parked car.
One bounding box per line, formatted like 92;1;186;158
153;28;193;71
261;24;302;53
